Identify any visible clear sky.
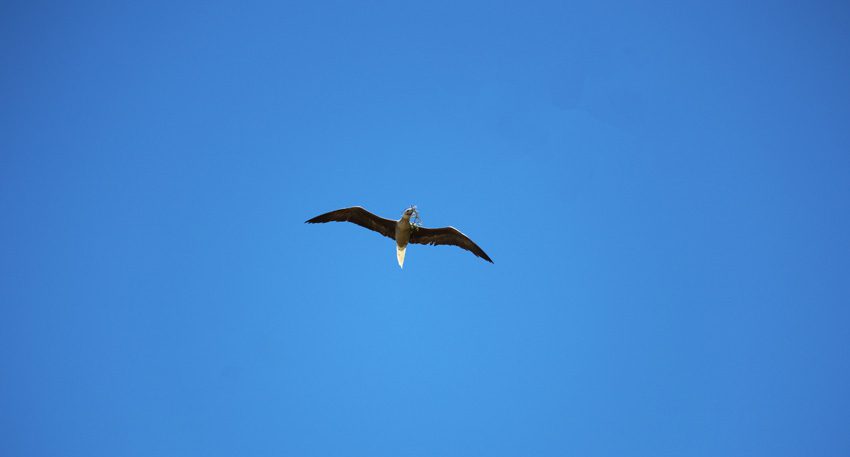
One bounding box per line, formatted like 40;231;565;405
2;1;849;456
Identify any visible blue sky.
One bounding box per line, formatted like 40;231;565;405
2;1;849;456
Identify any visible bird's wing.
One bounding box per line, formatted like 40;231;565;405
409;226;493;263
305;206;396;239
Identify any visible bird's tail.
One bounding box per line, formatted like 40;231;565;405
396;245;406;269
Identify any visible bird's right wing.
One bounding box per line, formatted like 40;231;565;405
305;206;396;239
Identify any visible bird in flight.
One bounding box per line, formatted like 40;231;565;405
306;206;493;268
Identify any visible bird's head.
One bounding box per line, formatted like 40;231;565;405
404;205;422;227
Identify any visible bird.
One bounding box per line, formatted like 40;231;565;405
305;206;493;268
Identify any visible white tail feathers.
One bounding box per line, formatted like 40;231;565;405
396;245;406;268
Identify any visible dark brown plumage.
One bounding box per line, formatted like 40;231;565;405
305;206;395;239
410;226;493;263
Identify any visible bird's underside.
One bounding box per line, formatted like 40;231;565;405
305;206;493;267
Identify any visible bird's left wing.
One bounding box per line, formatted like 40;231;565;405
409;226;493;263
305;206;396;239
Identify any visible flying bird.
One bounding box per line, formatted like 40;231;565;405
305;206;493;268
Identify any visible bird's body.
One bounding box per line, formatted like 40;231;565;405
394;213;412;267
305;206;492;268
